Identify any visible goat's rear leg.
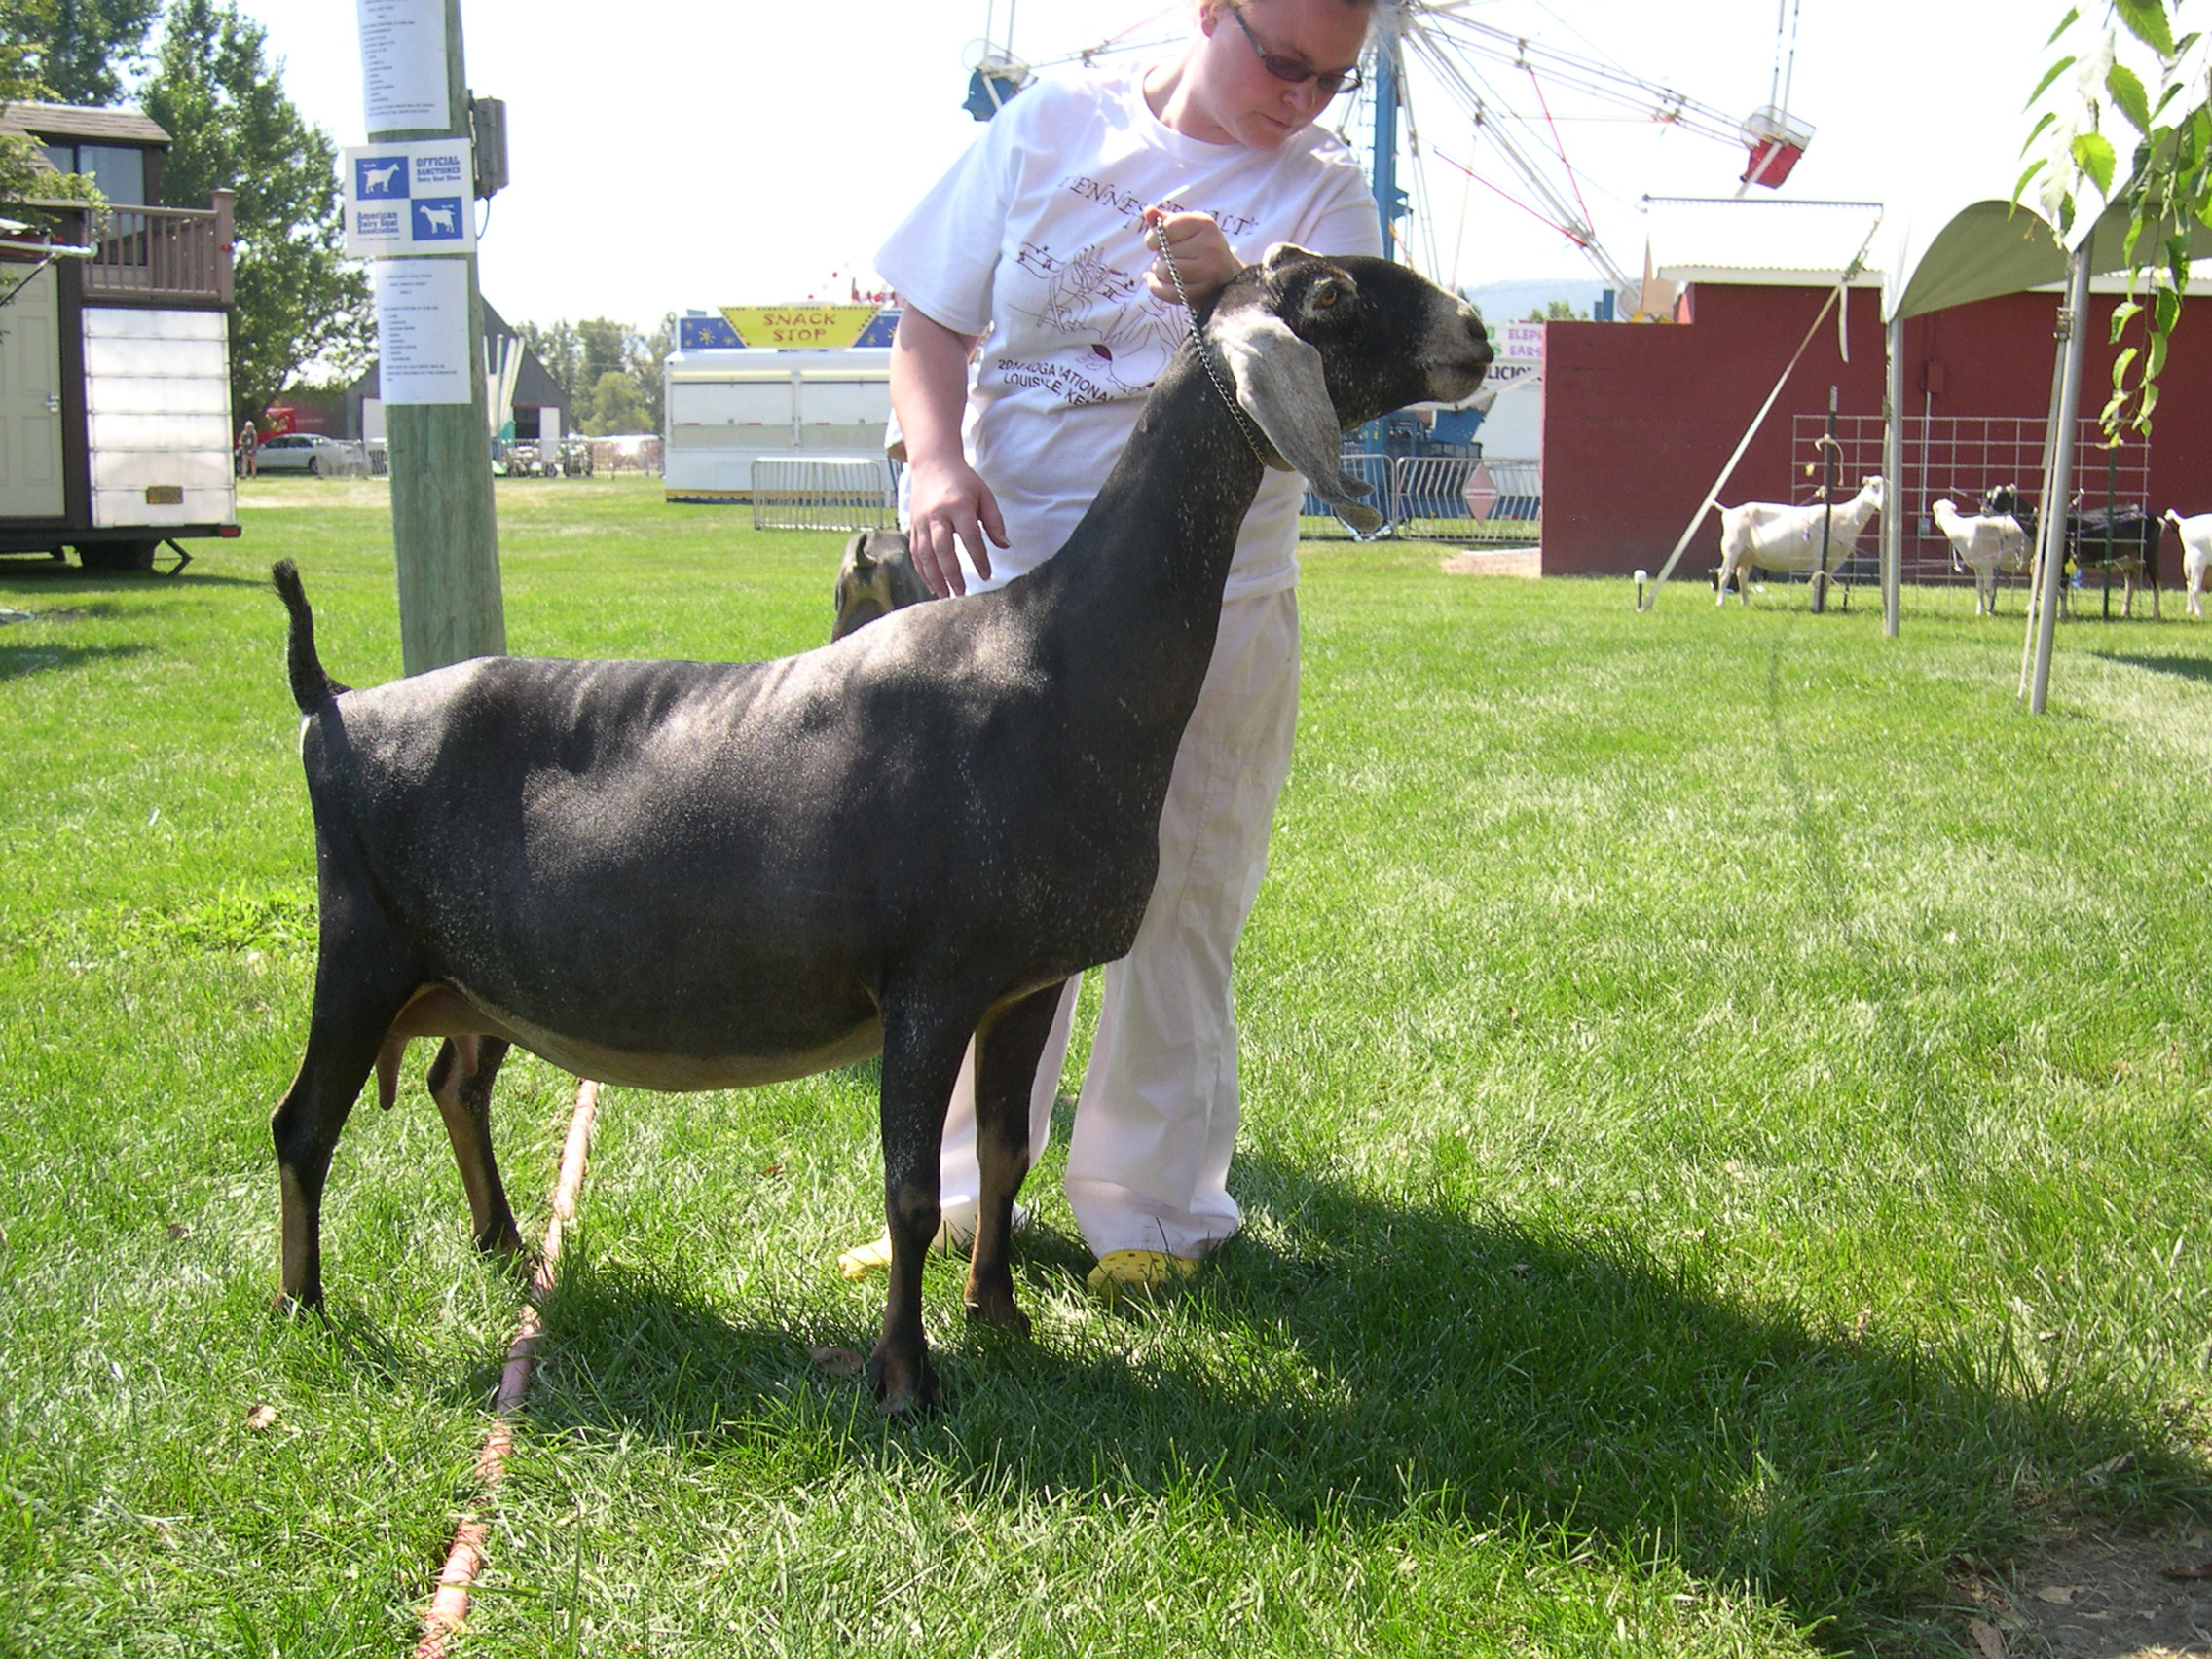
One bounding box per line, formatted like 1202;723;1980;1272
272;979;414;1309
964;983;1065;1339
426;1037;524;1261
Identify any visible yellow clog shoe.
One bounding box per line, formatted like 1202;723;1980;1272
1085;1249;1201;1299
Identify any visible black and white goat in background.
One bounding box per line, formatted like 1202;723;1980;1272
266;248;1492;1415
1980;483;2164;619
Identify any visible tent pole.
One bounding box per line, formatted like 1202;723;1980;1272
2028;247;2092;714
1882;312;1903;637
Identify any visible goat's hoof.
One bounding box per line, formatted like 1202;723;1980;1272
474;1218;528;1261
963;1286;1031;1338
866;1348;943;1417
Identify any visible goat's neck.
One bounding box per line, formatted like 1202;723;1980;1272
1022;350;1271;722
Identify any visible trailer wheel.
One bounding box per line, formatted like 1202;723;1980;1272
78;541;158;572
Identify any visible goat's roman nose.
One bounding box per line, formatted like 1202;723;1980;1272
1458;302;1493;364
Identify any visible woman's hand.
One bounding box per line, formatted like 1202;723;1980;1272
1143;207;1239;306
905;454;1008;599
889;305;1007;598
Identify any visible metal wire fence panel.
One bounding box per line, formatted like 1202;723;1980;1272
1299;454;1542;542
750;458;895;532
1393;456;1543;543
1788;414;2151;590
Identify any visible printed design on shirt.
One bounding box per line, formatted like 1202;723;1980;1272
1061;174;1259;237
1005;237;1185;403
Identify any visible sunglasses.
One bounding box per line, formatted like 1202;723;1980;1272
1226;6;1366;99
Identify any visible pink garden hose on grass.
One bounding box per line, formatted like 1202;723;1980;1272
415;1076;602;1659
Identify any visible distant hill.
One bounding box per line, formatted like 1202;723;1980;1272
1458;276;1612;322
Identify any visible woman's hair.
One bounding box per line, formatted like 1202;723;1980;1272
1201;0;1380;18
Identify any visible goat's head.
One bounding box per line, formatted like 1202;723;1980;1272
1205;246;1492;533
1858;475;1886;512
2164;508;2186;529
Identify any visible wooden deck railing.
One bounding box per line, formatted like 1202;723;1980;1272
84;190;233;304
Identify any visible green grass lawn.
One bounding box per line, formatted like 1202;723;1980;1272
3;474;2209;1656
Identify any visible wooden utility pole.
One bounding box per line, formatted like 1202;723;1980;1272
366;0;503;675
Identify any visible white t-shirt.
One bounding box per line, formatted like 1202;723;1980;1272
876;68;1382;600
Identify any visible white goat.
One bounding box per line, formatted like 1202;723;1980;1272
2163;509;2212;618
1931;498;2033;615
1715;476;1885;607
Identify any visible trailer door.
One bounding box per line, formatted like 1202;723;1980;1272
0;264;65;517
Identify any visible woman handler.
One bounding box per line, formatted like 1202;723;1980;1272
845;0;1383;1295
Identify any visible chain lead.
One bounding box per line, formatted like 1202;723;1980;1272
1153;217;1272;467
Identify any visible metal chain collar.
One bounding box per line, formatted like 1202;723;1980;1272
1153;221;1272;467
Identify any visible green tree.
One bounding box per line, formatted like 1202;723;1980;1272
14;0;158;104
577;315;630;387
579;367;647;435
0;8;59;206
2025;2;2211;431
141;0;370;424
636;311;674;431
524;313;673;431
0;2;108;207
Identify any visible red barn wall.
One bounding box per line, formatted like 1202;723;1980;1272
1538;282;2212;578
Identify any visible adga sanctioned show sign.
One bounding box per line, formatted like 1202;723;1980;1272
719;305;880;349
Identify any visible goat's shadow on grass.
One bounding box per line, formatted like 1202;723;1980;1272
0;563;270;592
2091;650;2212;686
519;1146;2208;1650
0;640;151;681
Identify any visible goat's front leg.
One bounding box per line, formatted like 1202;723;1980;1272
869;998;975;1415
426;1037;524;1260
964;982;1065;1338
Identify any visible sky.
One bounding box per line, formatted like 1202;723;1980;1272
229;1;2057;335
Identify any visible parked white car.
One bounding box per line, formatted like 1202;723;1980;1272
256;433;369;478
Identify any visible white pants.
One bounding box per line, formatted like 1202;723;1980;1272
933;587;1300;1260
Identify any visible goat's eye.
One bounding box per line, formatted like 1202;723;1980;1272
1313;285;1339;309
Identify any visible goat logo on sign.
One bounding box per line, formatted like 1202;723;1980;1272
413;199;462;240
355;157;408;199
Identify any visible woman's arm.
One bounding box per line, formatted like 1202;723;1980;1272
890;306;1007;599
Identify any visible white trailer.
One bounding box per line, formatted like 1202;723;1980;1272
0;104;240;572
662;345;892;504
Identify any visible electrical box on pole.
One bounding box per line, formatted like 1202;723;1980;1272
356;0;503;676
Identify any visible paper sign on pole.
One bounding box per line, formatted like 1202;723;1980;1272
342;140;474;256
375;259;472;405
359;0;449;132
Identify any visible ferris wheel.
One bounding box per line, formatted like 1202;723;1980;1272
960;0;1817;300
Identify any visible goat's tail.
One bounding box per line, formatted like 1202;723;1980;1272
271;559;350;712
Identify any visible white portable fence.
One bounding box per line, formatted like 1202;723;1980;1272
1789;414;2153;593
1299;453;1541;542
750;457;896;533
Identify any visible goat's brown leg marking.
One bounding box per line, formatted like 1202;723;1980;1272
964;983;1063;1338
426;1036;523;1258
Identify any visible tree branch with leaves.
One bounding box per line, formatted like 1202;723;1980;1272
2024;1;2212;432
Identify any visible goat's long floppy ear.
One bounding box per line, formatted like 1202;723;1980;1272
1212;310;1384;535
